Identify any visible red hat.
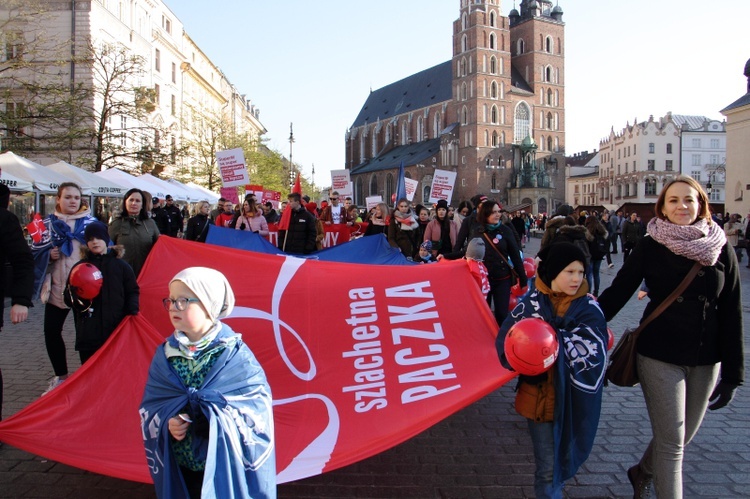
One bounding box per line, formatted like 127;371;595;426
306;201;318;214
320;201;329;209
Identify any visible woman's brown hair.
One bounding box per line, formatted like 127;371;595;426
654;175;711;224
55;182;84;213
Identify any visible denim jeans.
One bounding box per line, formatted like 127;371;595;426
527;419;563;499
590;259;602;295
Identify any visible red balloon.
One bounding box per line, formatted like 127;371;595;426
607;328;615;351
69;263;103;300
504;318;559;375
523;260;536;278
508;294;518;311
523;256;536;268
511;283;528;297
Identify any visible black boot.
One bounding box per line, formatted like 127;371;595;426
627;464;652;499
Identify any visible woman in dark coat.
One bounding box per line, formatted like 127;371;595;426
109;188;160;277
184;201;214;243
442;200;527;325
598;175;743;499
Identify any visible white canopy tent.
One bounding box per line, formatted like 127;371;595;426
0;167;34;192
95;168;155;195
167;179;216;203
46;161;128;197
186;182;220;203
0;151;80;194
138;174;190;202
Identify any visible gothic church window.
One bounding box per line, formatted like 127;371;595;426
491;105;498;124
491;81;497;99
545;36;553;53
490;33;495;50
517;39;524;55
370;175;378;196
490;56;497;74
490;11;496;27
514;102;530;143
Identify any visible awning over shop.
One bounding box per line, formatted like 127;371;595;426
46;161;128;197
0;151;78;194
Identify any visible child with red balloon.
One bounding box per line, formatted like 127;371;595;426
496;242;607;498
64;221;139;364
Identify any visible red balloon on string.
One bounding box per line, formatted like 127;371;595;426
523;260;536;278
504;317;559;376
508;294;518;311
511;282;528;297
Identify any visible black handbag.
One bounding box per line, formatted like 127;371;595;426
606;262;701;387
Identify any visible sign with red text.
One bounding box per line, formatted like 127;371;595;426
262;190;281;207
428;169;456;204
365;195;383;210
220;187;240;205
330;170;352;197
404;177;419;202
217;148;249;187
0;237;512;485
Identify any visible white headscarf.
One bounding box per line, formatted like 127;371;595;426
170;267;235;323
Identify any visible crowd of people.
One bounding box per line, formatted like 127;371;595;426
1;176;745;498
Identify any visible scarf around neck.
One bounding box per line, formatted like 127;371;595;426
647;217;726;266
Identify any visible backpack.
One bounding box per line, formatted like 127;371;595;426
590;234;608;260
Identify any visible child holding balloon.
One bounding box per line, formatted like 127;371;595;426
64;221;139;364
496;242;608;499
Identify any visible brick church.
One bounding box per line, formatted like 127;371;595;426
346;0;566;214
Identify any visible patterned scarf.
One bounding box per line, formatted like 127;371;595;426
393;209;418;230
49;213;93;257
647;217;726;266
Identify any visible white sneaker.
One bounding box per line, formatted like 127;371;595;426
42;376;65;396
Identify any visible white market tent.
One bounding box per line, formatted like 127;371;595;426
186;182;220;203
0;151;79;194
95;168;155;194
138;173;190;202
46;161;128;197
0;167;34;192
167;179;215;203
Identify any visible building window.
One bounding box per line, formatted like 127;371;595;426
417;116;424;142
461;106;468;126
385;174;394;203
545;36;553;53
369;175;378;196
492;131;498;147
692;138;701;148
491;81;497;99
492;173;497;190
692;154;701;166
4;31;24;60
490;56;497;74
647;159;654;171
625;184;630;197
546;112;552;129
154;49;160;72
545;66;552;82
171;62;176;83
666;160;673;171
489;33;495;50
645;178;657;195
162;15;172;34
490;11;496;27
514;102;530;143
666;143;673;154
154;84;160;104
691;170;701;181
649;142;654;154
711;138;720;148
710;154;720;165
517;38;525;54
491;105;498;124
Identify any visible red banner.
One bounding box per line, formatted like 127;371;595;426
0;238;512;484
266;222;367;248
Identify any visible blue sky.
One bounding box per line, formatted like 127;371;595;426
168;1;749;188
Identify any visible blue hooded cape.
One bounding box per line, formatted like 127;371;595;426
499;289;608;487
139;323;276;498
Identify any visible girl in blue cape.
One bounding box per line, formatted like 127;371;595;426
140;267;276;498
496;242;607;499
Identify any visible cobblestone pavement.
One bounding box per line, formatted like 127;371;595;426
1;236;749;498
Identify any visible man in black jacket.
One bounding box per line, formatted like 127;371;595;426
0;184;34;420
162;194;183;237
278;193;316;255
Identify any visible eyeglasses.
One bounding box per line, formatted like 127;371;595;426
162;297;200;311
329;197;338;201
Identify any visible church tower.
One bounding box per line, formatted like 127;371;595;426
452;0;514;200
451;0;565;210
